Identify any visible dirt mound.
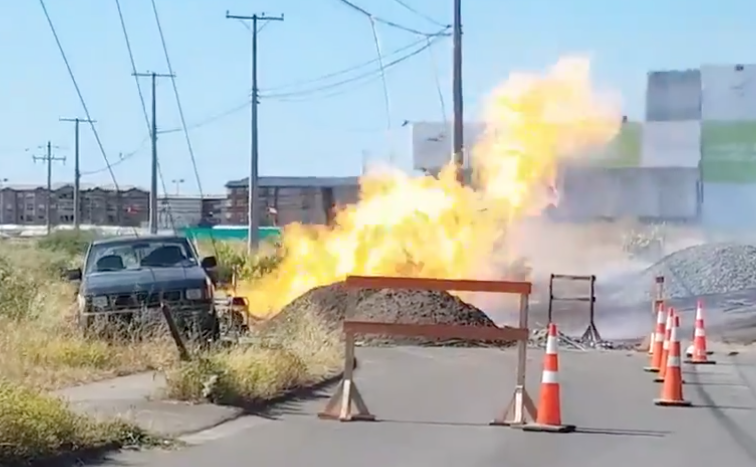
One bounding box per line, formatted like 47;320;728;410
267;282;514;347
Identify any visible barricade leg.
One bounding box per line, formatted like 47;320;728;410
491;385;537;426
318;332;375;422
491;293;537;426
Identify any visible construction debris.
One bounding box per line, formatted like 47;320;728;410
529;324;632;351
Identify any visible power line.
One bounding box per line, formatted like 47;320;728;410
392;0;450;28
80;137;149;176
261;36;442;100
426;36;448;124
237;18;271;34
265;67;388;103
368;17;394;163
115;0;175;230
336;0;444;37
150;0;209;224
160;100;251;134
38;0;122;195
82;28;445;174
262;34;441;93
81;100;251;176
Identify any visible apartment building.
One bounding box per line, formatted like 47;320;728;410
0;183;149;226
200;196;224;226
224;176;360;226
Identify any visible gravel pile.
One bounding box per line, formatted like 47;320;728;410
613;242;756;303
267;282;517;347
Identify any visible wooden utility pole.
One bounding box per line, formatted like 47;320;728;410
452;0;464;184
225;10;284;252
133;71;175;234
32;141;66;234
59;117;96;230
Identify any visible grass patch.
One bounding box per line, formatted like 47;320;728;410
165;309;342;405
0;381;161;466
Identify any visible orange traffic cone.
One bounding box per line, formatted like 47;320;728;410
522;323;575;433
644;302;667;373
686;300;716;365
654;315;692;407
653;308;674;383
647;299;664;355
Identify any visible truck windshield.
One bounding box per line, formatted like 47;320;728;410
85;238;197;274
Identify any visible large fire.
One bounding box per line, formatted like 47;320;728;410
236;56;621;316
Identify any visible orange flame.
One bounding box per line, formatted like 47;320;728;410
235;56;621;316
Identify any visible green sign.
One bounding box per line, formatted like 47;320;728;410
585;122;642;167
701;122;756;183
181;226;281;241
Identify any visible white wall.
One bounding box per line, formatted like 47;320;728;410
701;64;756;121
645;70;702;122
556;166;699;220
641;121;701;167
158;196;202;229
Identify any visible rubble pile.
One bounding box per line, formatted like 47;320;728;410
267;282;519;347
613;242;756;303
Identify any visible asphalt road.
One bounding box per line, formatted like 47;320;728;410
107;346;756;467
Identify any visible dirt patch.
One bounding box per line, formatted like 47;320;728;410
265;282;516;347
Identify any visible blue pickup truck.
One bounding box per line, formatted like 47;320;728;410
66;234;220;339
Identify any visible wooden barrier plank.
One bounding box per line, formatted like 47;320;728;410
343;320;529;342
551;274;594;281
345;275;532;295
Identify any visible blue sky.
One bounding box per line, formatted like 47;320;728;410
2;0;755;194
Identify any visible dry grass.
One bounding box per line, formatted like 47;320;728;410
0;242;178;389
0;381;159;465
0;236;343;464
0;240;176;464
165;308;342;404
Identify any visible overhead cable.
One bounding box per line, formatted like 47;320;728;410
39;0;122;192
392;0;450;28
336;0;446;37
114;0;175;228
261;36;443;100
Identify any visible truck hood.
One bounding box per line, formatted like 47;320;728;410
82;267;208;295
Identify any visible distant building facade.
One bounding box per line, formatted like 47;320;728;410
0;183;149;227
0;177;363;228
224;176;360;226
200;196;224;226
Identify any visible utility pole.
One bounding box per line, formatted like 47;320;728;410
225;10;284;253
32;141;66;235
60;117;96;230
133;71;175;234
452;0;464;184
